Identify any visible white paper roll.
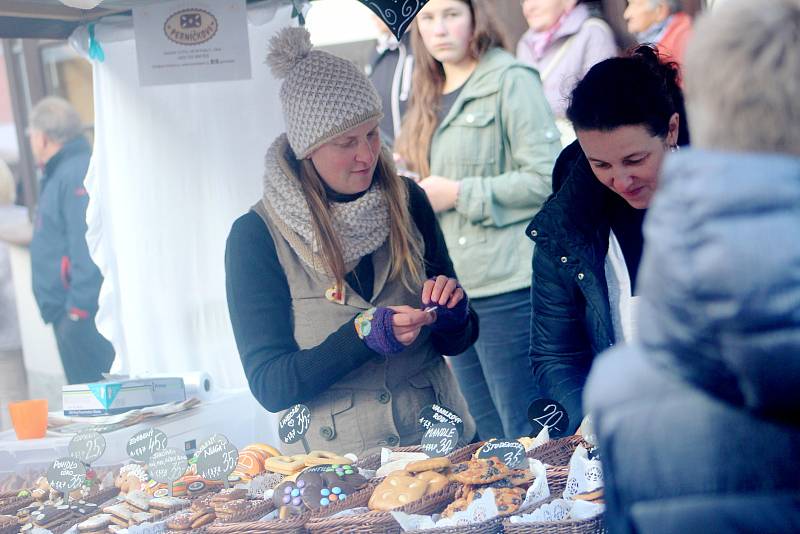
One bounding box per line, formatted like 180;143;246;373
135;371;214;401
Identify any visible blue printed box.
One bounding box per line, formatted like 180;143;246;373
62;378;186;416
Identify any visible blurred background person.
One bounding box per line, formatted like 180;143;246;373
586;1;800;531
624;0;692;66
365;15;414;149
527;46;688;433
28;96;114;385
0;160;28;430
396;0;560;439
517;0;617;145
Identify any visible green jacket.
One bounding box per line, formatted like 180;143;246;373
431;48;560;298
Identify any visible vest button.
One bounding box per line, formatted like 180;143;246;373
577;273;584;280
319;426;335;441
378;391;391;404
530;229;538;237
561;256;568;263
386;435;399;446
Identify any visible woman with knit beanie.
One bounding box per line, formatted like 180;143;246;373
225;27;477;456
395;0;560;440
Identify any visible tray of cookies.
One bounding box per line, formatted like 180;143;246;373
304;457;458;534
164;488;274;534
15;485;121;534
0;489;34;517
0;514;18;534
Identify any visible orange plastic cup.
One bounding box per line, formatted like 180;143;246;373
8;399;48;440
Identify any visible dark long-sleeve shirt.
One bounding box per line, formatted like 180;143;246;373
225;180;478;412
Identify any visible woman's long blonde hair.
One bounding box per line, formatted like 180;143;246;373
395;0;507;177
297;149;424;293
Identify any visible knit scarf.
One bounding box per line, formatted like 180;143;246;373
262;134;390;275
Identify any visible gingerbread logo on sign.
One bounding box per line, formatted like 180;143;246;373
164;9;218;45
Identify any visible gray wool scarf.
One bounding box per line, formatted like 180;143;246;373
262;135;390;275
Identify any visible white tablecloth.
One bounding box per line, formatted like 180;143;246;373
0;389;279;475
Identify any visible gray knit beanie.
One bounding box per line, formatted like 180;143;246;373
267;27;383;159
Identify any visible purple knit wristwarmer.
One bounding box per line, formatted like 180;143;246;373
354;307;405;355
428;291;470;333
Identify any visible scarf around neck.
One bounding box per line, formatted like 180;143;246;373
261;134;391;275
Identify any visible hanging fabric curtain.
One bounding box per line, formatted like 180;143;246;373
70;3;292;389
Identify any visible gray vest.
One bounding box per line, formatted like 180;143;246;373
253;200;475;457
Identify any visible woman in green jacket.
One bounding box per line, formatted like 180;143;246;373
396;0;561;439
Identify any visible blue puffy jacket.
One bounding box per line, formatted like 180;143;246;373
585;149;800;533
30;136;102;324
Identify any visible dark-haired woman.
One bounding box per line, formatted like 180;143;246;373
527;46;689;433
396;0;561;439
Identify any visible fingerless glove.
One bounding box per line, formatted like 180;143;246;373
354;307;405;355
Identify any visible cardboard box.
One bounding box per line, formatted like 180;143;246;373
62;378;186;416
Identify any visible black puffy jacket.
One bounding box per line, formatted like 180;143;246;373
525;141;616;433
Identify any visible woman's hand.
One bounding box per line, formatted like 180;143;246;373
419;176;460;212
389;305;436;346
422;275;465;309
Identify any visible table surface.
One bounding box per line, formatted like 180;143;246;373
0;389;280;475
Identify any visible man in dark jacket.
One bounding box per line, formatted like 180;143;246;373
28;97;114;384
585;1;800;532
365;16;413;148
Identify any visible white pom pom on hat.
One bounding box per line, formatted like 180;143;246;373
266;26;383;159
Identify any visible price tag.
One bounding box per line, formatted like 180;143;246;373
417;404;464;436
47;457;87;497
196;435;239;489
528;399;569;438
476;440;527;469
69;431;106;465
278;404;311;453
420;423;459;458
126;427;168;462
148;448;188;496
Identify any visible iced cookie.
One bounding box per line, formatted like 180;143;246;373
368;474;428;511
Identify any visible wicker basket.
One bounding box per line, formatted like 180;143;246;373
304;480;458;534
502;496;605;534
164;498;274;534
206;514;307;534
404;515;504;534
0;519;18;534
526;436;587;466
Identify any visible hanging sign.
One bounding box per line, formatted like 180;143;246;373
279;404;311;453
476;440;527;469
420;423;459;458
133;0;252;86
196;435;238;489
127;427;168;462
417;404;464;436
47;457;87;495
69;431;106;465
148;448;188;496
528;399;569;438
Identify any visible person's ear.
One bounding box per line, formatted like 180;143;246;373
667;112;680;146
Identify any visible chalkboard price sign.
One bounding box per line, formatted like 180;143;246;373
417;404;464;436
69;431;106;465
127;427;168;462
278;404;311;452
527;398;569;438
476;440;527;469
196;436;238;489
420;423;459;458
47;457;87;495
148;448;188;496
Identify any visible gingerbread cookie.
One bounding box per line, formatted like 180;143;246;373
304;450;352;467
573;488;604;503
368;474;429;511
468;487;525;516
264;455;307;475
441;497;468;518
166;511;193;531
507;468;536;487
405;457;451;474
76;513;112;533
414;471;449;495
450;458;509;485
